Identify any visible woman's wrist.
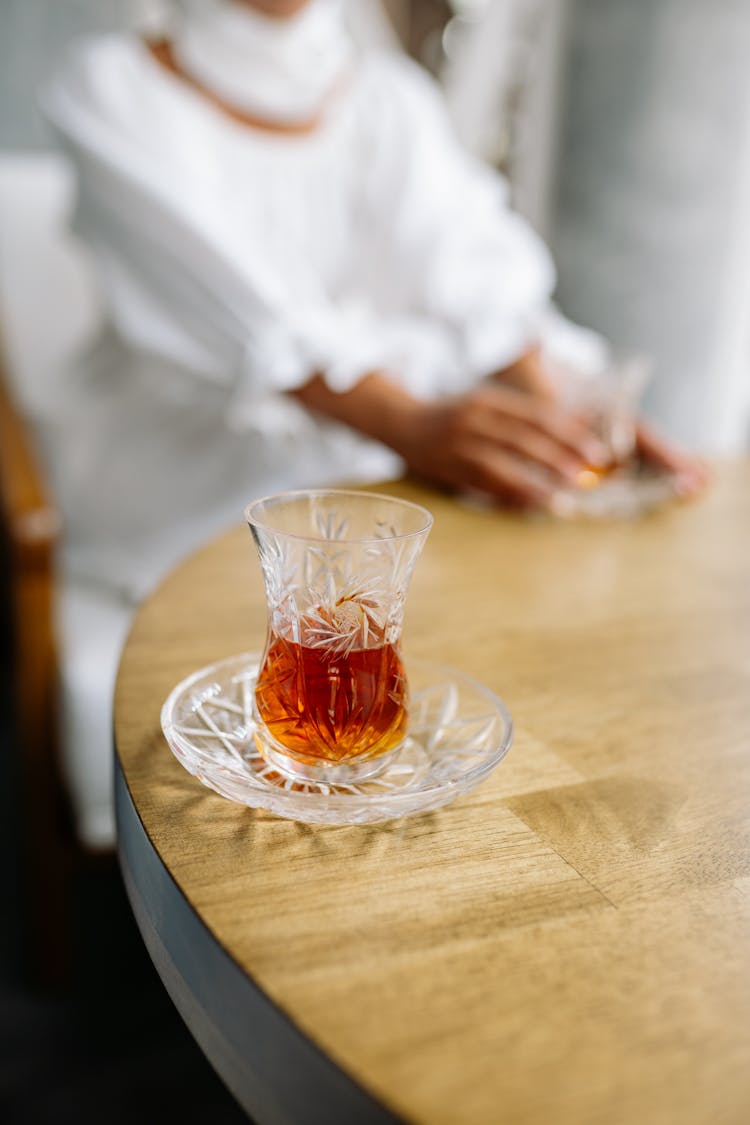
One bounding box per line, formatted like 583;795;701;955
290;371;430;457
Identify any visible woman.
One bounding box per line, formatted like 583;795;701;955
42;0;709;586
40;0;704;844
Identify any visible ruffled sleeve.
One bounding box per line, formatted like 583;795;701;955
359;54;606;378
41;38;456;422
41;36;606;434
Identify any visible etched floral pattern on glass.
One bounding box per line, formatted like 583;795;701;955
246;490;433;782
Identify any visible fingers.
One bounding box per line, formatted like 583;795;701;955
405;423;564;510
404;385;712;512
635;420;681;468
406;385;614;509
636;421;711;496
464;445;560;509
403;386;628;510
467;409;593;486
466;384;610;470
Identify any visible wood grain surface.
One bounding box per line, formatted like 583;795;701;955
115;466;750;1124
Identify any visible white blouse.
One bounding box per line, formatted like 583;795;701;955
40;32;605;601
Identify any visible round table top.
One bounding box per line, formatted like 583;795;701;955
115;468;750;1125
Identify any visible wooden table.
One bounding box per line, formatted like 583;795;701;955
114;467;750;1124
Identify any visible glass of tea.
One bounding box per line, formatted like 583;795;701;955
246;489;433;784
569;355;653;490
549;355;654;516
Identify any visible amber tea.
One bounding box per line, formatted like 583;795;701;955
570;357;650;491
576;455;631;490
255;631;407;764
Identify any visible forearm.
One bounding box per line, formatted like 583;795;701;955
290;369;608;511
293;354;551;453
290;372;426;457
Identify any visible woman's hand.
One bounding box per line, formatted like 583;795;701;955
636;421;710;498
495;349;712;501
393;383;610;508
293;372;608;509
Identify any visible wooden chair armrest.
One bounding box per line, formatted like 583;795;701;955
0;332;73;985
0;338;60;570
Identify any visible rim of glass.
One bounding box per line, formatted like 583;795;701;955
244;488;434;544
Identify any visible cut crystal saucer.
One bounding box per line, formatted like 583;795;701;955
549;465;679;519
160;652;513;825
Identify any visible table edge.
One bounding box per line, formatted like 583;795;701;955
114;759;400;1125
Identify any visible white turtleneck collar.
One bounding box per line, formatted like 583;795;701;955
172;0;355;124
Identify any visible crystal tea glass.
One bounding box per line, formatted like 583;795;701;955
569;355;652;487
246;490;433;783
550;355;653;516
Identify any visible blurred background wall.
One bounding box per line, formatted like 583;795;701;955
0;0;137;147
553;0;750;453
1;0;749;453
